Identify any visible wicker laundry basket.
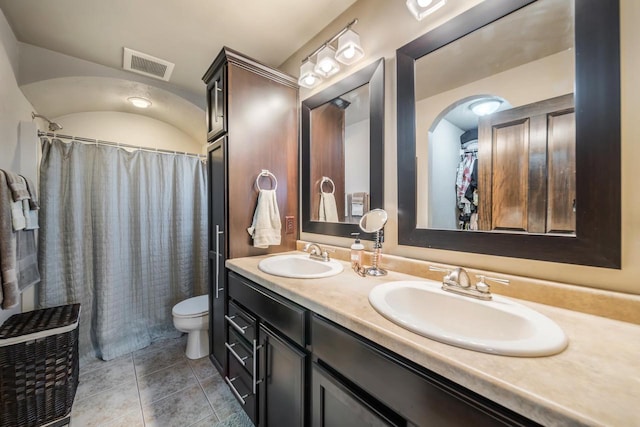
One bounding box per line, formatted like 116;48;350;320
0;304;80;427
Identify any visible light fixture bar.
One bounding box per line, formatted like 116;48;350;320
301;19;358;63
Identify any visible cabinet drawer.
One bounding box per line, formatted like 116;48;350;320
311;314;538;427
227;300;257;343
227;354;257;423
229;272;307;347
226;329;254;377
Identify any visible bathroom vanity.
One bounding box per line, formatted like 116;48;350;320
224;253;640;427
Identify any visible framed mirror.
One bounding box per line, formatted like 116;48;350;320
397;0;620;268
302;58;384;238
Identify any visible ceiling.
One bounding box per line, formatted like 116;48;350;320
0;0;358;142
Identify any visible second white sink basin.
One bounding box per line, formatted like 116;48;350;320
369;280;568;357
258;254;343;279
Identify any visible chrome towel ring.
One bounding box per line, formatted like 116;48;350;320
320;176;335;194
255;169;278;191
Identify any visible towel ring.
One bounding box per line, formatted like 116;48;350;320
320;176;335;195
255;169;278;191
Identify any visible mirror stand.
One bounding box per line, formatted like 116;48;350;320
353;208;388;276
365;229;387;276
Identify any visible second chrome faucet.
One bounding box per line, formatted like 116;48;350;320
429;266;509;301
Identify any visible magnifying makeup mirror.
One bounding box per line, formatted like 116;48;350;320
358;209;388;276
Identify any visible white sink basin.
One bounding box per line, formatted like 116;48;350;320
369;281;568;357
258;254;343;279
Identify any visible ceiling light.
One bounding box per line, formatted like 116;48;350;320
314;45;341;78
128;97;152;108
470;99;502;116
406;0;446;21
336;29;364;65
298;60;322;89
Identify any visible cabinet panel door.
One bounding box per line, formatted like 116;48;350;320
312;363;404;427
208;137;227;373
258;324;306;427
207;65;227;141
478;93;575;234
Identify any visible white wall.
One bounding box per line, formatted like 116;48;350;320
424;119;462;229
0;10;38;323
283;0;640;295
53;111;203;154
344;118;370;215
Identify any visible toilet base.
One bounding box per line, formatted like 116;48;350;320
185;329;209;359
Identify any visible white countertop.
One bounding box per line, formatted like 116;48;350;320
227;253;640;427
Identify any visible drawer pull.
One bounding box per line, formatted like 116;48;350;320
226;342;248;366
225;315;249;335
225;376;248;405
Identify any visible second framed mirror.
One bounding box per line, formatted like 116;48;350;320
302;58;384;238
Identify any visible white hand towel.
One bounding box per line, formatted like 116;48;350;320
319;192;339;222
22;199;39;230
247;189;281;248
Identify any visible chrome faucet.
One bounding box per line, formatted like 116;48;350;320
303;242;331;262
429;266;508;301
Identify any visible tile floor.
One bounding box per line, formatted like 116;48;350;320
70;336;254;427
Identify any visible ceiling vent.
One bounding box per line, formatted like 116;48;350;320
123;47;174;81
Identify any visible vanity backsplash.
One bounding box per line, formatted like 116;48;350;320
296;241;640;325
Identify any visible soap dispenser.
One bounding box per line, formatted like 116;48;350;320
350;233;364;268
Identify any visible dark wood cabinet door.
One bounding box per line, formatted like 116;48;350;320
478;93;575;234
311;363;404;427
207;65;227;141
258;324;306;427
208;137;227;373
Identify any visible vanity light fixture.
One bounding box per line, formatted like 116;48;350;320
336;29;365;65
314;45;341;78
298;59;322;89
298;19;364;88
406;0;446;21
128;96;152;108
470;99;502;116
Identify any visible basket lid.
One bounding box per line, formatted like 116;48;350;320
0;304;80;339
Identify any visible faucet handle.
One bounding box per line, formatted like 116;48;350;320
475;275;510;293
321;248;335;261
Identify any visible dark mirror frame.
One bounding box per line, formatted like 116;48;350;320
396;0;620;268
302;58;385;239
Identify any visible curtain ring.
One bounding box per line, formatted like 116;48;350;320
320;176;335;194
255;169;278;191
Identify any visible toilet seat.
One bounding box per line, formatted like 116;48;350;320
172;295;208;318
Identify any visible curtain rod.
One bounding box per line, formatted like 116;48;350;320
37;131;206;160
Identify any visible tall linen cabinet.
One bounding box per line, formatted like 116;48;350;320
203;47;299;374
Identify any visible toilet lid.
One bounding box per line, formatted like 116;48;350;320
172;295;209;318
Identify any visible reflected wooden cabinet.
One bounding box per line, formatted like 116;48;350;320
310;103;345;222
478;94;575;234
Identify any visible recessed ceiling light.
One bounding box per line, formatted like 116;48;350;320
470;99;502;116
128;97;152;108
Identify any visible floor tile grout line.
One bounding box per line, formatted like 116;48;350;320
190;358;221;421
132;351;147;427
135;357;190;381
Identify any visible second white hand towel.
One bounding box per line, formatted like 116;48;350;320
319;192;339;222
247;189;281;248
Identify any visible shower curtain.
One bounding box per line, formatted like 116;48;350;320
38;138;207;361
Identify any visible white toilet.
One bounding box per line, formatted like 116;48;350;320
172;295;209;359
